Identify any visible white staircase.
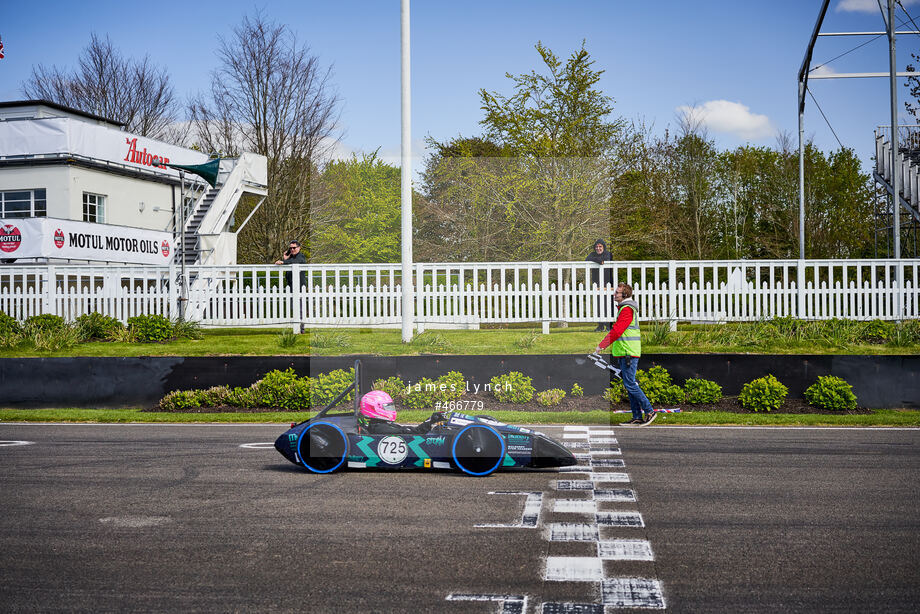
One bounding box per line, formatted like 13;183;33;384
175;152;268;266
874;126;920;225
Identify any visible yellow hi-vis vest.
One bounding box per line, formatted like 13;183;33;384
611;299;641;357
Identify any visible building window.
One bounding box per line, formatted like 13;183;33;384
83;192;105;223
0;189;47;218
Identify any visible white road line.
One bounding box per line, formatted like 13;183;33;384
596;511;644;527
563;426;590;431
587;429;616;436
593;488;637;502
601;578;666;609
589;472;630;483
554;480;595;491
588;437;618;444
553;500;598;514
0;440;33;447
239;442;274;449
446;593;527;614
548;523;599;542
598;539;655;561
559;465;593;473
540;603;604;614
591;458;625;468
563;433;590;440
544;557;605;582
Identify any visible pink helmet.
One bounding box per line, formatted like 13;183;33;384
360;390;397;422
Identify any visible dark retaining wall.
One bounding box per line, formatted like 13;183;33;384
1;354;917;409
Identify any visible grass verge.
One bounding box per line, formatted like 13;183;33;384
2;408;918;427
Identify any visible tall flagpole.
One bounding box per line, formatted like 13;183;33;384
400;0;414;342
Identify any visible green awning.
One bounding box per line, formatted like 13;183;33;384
166;158;221;187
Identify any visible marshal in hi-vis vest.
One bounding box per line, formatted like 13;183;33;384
611;299;641;357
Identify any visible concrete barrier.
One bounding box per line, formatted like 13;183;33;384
1;354;917;409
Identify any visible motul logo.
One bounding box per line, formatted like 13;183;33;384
0;224;22;253
124;138;169;169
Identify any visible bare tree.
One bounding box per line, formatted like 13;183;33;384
21;33;183;142
189;13;341;264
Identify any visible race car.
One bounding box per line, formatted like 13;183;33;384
274;361;576;476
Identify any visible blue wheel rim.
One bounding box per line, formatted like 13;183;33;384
297;421;347;474
451;424;506;476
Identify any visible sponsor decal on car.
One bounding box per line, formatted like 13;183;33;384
425;435;446;446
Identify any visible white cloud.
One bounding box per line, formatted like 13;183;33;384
809;65;837;77
837;0;919;12
674;100;775;141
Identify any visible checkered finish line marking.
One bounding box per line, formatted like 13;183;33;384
446;593;527;614
475;492;543;528
539;426;667;610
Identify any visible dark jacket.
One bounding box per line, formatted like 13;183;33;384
586;239;613;287
281;251;307;288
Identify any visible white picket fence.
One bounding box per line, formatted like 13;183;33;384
1;259;918;331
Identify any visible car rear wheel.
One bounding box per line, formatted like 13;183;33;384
297;422;347;473
451;424;505;476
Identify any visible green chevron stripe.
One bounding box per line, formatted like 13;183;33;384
407;436;428;466
356;436;380;467
502;453;516;467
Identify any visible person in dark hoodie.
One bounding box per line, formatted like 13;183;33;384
586;239;614;331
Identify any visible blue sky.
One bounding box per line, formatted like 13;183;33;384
1;0;918;172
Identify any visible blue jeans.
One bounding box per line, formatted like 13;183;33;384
618;356;653;420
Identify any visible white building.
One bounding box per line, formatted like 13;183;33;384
0;100;267;265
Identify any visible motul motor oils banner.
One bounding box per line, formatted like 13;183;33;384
0;218;174;265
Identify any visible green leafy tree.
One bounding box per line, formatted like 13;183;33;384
309;153;402;263
422;42;625;261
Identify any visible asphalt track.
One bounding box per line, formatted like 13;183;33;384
1;424;918;613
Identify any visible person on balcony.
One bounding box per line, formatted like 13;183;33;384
275;239;307;288
586;239;613;331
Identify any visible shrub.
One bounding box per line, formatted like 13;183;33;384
23;313;66;335
309;330;351;348
75;312;123;341
310;368;354;407
226;386;255;408
436;371;466;402
739;374;788;412
683;378;723;404
490;371;535;404
277;329;298;348
30;323;81;351
127;314;173;342
372;376;407;400
172;318;203;340
860;319;894;344
804;375;857;411
199;385;231;407
402;377;442;409
515;329;539;349
890;319;920;347
536;388;566;407
0;311;22;336
159;390;202;411
250;368;308;408
570;383;584;398
603;380;626;403
636;365;684;405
